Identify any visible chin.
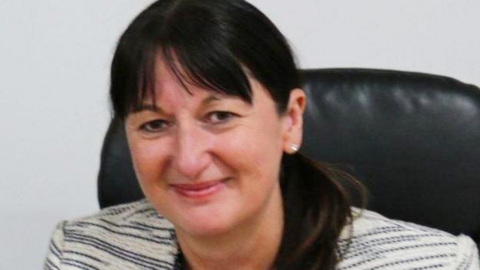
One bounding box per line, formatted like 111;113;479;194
179;221;231;238
174;205;240;238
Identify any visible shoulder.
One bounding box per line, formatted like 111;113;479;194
337;208;479;270
44;199;179;270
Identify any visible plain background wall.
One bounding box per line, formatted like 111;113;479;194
1;0;479;268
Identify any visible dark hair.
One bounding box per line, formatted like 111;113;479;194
110;0;361;269
110;0;299;119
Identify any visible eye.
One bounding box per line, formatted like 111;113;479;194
139;119;169;133
207;111;236;124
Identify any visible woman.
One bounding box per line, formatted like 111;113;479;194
44;0;479;269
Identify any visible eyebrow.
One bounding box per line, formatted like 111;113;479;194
201;95;222;106
132;94;224;113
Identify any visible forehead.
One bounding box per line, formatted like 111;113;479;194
133;60;232;112
143;56;260;102
129;52;278;117
145;59;224;102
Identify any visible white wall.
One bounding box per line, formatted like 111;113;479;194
1;0;479;268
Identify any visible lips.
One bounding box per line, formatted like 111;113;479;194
170;179;228;199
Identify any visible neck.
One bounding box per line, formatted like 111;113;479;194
177;186;284;270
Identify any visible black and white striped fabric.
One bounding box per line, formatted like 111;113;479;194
44;199;479;270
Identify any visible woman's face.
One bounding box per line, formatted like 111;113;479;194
125;59;304;237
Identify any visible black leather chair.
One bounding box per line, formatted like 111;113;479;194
98;68;480;246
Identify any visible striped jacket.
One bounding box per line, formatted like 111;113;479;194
44;199;479;269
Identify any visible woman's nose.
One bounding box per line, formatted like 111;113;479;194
173;125;212;180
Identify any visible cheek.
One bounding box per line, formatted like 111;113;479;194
215;120;284;179
129;139;170;187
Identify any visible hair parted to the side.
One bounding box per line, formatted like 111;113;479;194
109;0;365;269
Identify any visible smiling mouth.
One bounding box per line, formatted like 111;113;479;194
170;179;228;198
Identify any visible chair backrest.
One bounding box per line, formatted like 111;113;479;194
98;68;480;245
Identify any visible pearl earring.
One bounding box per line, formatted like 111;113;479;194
291;144;299;153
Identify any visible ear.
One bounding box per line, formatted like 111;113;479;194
281;88;306;154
